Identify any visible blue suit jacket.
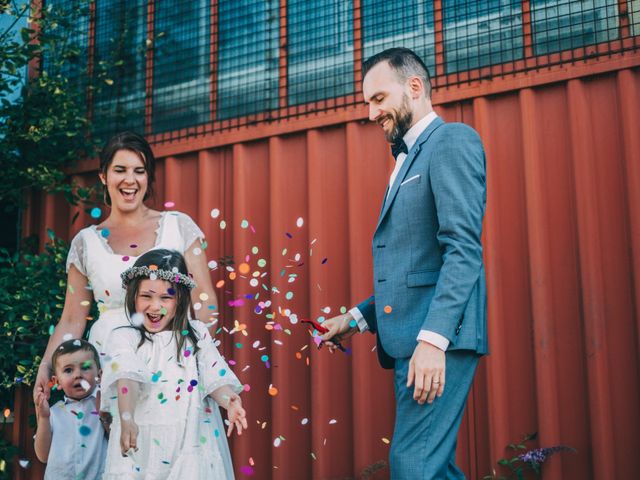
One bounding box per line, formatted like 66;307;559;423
358;117;488;369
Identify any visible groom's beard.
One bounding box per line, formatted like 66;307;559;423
385;93;414;144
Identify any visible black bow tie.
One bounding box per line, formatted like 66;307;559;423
391;140;408;160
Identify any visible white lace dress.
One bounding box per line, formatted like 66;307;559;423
66;211;204;354
66;211;237;479
100;321;242;479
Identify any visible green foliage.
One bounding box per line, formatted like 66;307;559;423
0;231;69;407
0;0;108;210
0;436;19;480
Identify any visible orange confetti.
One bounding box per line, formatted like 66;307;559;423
216;280;225;288
229;272;237;281
295;352;302;360
149;264;158;271
3;409;10;418
268;386;279;396
384;305;393;314
238;263;250;275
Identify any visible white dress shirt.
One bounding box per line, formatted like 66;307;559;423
42;389;107;480
349;111;450;352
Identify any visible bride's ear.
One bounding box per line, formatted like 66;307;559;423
99;172;106;185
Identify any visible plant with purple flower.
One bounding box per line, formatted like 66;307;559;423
484;433;576;479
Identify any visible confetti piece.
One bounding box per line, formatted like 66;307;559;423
90;207;101;219
382;437;390;444
208;260;218;270
384;305;393;314
216;280;225;288
211;208;220;218
122;255;130;262
193;247;202;256
238;263;250;275
220;220;227;229
3;409;10;418
301;418;309;425
121;387;128;394
18;459;29;469
62;333;73;341
79;379;91;391
285;292;294;300
241;219;249;229
199;292;209;301
80;300;90;307
101;228;110;238
243;384;251;392
130;313;144;327
164;201;175;208
321;258;328;264
257;259;267;268
296;217;304;227
329;419;337;425
240;465;255;475
79;425;92;436
121;412;132;421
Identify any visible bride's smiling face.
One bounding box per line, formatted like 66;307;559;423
135;278;177;333
100;149;148;212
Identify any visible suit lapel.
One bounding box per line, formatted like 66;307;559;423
375;117;445;231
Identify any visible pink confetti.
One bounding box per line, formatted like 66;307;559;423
164;201;175;208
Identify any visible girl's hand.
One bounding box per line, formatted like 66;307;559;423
120;416;139;456
225;394;248;437
33;362;52;403
34;391;50;419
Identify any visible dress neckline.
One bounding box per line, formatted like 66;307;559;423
91;211;167;257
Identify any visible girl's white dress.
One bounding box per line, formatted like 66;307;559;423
100;321;242;479
66;211;237;478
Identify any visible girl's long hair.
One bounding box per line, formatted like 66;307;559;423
124;249;199;360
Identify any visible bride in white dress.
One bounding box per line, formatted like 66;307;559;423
33;131;236;478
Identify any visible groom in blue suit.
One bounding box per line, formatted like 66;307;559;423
322;48;488;479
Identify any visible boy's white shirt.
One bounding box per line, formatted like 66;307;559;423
42;388;107;480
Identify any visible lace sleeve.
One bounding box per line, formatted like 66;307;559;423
192;321;243;402
66;230;87;276
175;212;205;252
101;328;151;399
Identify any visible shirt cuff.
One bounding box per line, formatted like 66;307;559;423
349;307;369;333
417;330;449;351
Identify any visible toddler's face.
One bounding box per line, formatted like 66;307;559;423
53;350;100;400
135;278;177;333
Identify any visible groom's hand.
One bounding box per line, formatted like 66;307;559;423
320;313;358;352
407;341;446;405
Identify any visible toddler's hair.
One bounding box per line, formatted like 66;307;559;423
51;339;101;373
124;249;199;359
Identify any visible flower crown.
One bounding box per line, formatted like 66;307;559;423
121;265;197;290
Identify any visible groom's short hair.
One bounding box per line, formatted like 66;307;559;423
363;47;432;99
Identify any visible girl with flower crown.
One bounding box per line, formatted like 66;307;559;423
101;249;247;479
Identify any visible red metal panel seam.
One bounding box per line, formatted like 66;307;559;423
566;78;616;478
268;135;313;479
519;87;563;478
616;69;640;386
472;96;511;464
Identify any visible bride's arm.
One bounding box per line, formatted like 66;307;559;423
34;265;93;401
184;239;220;327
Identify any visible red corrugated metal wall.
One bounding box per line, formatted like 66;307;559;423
14;66;640;479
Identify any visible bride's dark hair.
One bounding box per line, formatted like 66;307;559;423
124;249;199;360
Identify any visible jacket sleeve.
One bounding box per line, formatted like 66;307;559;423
422;124;486;341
